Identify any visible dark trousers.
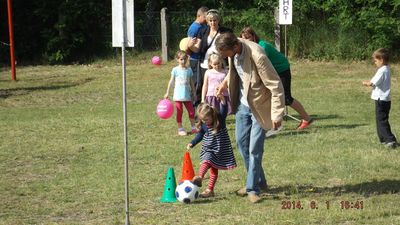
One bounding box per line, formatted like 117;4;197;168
189;59;204;107
375;100;397;143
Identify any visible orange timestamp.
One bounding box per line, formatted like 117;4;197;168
281;200;364;210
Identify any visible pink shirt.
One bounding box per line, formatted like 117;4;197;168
206;70;229;97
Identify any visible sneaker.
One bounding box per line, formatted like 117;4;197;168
192;176;202;187
199;189;215;198
265;125;283;138
384;141;397;149
247;193;262;203
178;128;187;136
297;118;314;130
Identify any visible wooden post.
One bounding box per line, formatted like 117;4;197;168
160;8;168;62
274;7;281;52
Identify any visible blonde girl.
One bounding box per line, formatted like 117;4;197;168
187;103;236;198
201;53;232;115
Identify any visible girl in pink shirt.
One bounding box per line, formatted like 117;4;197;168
201;53;232;115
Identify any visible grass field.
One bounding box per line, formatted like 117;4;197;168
1;56;400;225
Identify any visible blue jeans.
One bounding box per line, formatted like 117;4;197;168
235;104;267;194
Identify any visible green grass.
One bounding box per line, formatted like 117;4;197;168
0;58;400;224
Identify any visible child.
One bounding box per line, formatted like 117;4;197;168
187;103;236;198
201;53;232;115
164;50;197;136
362;48;397;148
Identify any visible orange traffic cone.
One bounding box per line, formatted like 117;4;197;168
180;151;195;182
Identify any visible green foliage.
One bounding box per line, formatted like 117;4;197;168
223;8;275;39
1;0;400;64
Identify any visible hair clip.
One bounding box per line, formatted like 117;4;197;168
207;9;219;15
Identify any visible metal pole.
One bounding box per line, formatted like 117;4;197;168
121;0;130;224
6;0;16;81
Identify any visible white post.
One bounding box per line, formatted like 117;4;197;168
274;7;281;52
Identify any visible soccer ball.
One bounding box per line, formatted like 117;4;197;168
175;180;199;204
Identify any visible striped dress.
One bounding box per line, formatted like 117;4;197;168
190;107;236;170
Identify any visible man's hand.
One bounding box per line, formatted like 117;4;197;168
215;81;227;96
272;120;282;130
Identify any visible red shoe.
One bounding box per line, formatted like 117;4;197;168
297;118;314;130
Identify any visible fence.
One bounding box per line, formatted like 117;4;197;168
134;9;276;59
134;9;399;61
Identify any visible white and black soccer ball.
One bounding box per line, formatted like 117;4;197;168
175;180;199;204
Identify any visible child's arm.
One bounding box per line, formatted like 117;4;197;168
201;71;209;103
362;80;373;87
164;74;175;98
187;124;206;149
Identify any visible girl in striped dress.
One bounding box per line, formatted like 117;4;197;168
187;103;236;198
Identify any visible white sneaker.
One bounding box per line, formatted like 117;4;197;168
265;125;283;138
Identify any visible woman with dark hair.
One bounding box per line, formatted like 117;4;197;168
240;26;313;132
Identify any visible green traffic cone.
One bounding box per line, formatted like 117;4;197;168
160;167;177;203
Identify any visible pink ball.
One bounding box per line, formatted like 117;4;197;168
157;99;174;119
151;56;162;65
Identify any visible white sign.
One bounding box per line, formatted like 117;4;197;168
279;0;292;25
112;0;134;47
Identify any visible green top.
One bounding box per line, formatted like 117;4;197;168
258;40;290;73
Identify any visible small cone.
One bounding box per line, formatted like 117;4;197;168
160;167;177;203
180;151;195;182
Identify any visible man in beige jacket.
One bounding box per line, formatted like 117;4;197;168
215;32;285;203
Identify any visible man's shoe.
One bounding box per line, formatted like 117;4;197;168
248;193;262;203
236;187;247;197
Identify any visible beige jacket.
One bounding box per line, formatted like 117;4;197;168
227;38;285;130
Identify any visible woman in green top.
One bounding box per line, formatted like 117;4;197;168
240;26;313;131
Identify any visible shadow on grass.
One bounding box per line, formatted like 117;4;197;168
266;123;367;139
284;114;340;122
193;195;228;204
317;123;369;130
0;78;94;99
266;179;400;198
